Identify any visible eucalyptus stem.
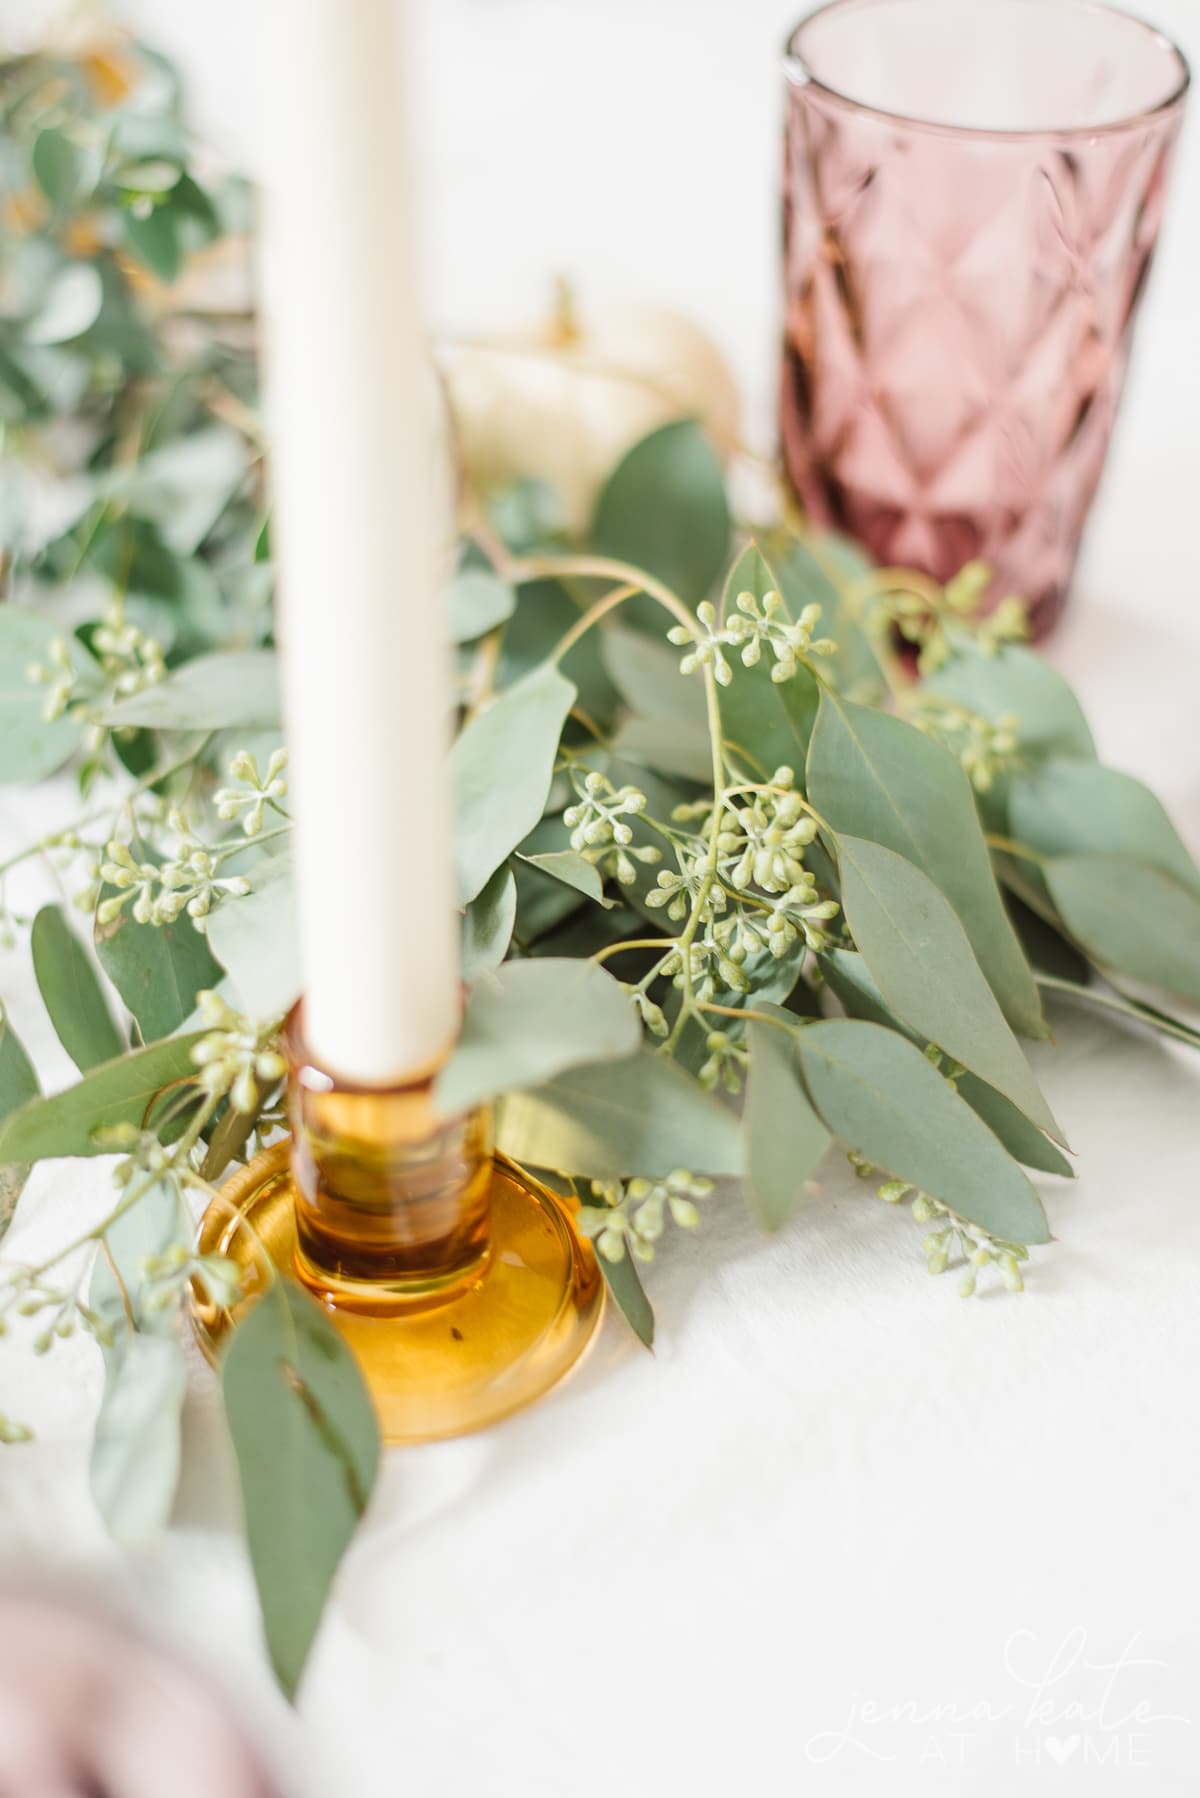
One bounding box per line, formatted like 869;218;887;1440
590;936;676;967
664;666;727;1051
1035;974;1200;1050
551;583;640;662
513;553;698;637
0;735;211;881
986;835;1047;866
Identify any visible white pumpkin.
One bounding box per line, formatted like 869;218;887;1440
436;292;740;534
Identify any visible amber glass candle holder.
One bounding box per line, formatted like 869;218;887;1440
192;1009;603;1443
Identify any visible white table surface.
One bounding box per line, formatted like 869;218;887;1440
1;3;1199;1793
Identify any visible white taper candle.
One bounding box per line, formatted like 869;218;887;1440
261;0;459;1083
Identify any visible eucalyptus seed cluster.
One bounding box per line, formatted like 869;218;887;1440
190;991;286;1115
576;1170;713;1263
0;1264;114;1359
215;747;289;838
715;771;839;954
698;1027;749;1093
563;769;661;887
909;701;1020;794
98;811;252;931
669;591;835;687
849;1153;1028;1296
25;600;166;745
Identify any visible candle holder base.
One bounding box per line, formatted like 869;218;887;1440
191;1142;605;1444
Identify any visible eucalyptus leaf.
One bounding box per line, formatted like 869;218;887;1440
100;650;280;730
26;263;103;345
775;538;885;701
793;1019;1050;1245
90;1334;187;1545
453;661;576;903
518;851;610;907
744;1016;831;1231
0;607;89;781
122;203;183;282
205;863;299;1020
924;640;1096;763
95;906;221;1042
1010;761;1200;895
717;544;820;781
0;1012;39;1239
836;837;1063;1142
498;1050;743;1180
31;905;124;1073
32;127;86;208
462;864;517;981
447;568;515;643
609;714;713;783
591;420;730;620
437;958;639;1115
222;1277;380;1698
807;690;1045;1039
0;1033;204;1164
600;1250;655;1350
602;624;708;732
820;949;1072;1178
1044;855;1200;1001
497;578;616;724
89;1177;185;1339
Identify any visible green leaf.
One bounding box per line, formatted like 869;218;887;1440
600;1250;655;1350
603;623;713;780
453;661;576;903
95;907;221;1042
89;1177;185;1339
1010;761;1200;895
461;865;516;981
31;905;123;1073
793;1019;1050;1245
1044;855;1200;1000
924;640;1096;763
609;714;713;783
205;862;299;1019
836;837;1063;1142
518;850;610;907
32;127;86;208
497;577;616;724
775;538;884;701
90;1334;187;1546
0;608;89;782
744;1016;831;1231
0;1012;39;1239
447;568;515;643
0;1033;204;1164
807;690;1045;1038
26;262;103;345
122;203;183;282
437;959;639;1115
716;544;820;781
821;950;1072;1178
602;624;708;732
100;650;280;730
222;1277;380;1698
498;1050;743;1180
591;420;730;620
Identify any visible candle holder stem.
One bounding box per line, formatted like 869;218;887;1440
192;1014;603;1443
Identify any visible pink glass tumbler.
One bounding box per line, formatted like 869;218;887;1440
781;0;1189;633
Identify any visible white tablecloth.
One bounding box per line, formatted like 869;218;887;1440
1;3;1199;1792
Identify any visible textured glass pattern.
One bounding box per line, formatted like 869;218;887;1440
780;2;1187;633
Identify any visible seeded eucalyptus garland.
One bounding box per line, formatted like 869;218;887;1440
2;30;1200;1698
